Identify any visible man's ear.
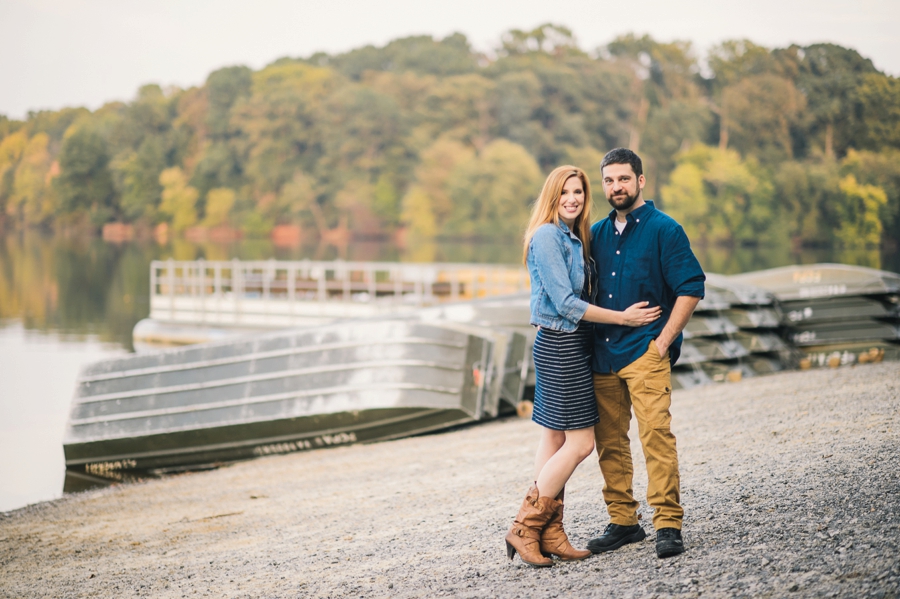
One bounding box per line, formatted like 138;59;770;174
638;174;646;190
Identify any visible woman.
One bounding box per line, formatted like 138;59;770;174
505;165;660;567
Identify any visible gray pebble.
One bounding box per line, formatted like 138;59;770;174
0;362;898;598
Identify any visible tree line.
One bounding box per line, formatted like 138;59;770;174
1;26;898;263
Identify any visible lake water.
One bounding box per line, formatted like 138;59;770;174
1;232;896;512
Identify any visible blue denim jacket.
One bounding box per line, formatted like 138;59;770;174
527;221;596;332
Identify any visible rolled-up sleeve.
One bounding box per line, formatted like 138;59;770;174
531;226;589;322
660;224;705;298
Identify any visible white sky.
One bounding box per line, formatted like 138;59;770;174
1;0;898;120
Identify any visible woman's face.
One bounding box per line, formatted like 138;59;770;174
557;175;585;227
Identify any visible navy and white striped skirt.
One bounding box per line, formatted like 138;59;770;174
531;322;599;431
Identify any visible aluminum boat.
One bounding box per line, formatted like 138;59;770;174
64;318;526;488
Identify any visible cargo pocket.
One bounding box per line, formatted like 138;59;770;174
642;378;672;430
648;339;669;362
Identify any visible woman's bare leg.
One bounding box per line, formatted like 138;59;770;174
534;427;566;481
535;427;596;499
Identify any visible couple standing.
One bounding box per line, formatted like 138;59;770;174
505;148;705;566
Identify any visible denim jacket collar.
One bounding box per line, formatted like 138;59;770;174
557;219;587;247
557;218;576;235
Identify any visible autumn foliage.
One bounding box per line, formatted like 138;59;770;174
0;27;898;259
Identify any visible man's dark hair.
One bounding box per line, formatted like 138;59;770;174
600;148;643;177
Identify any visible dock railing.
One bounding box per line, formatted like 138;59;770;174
150;259;530;327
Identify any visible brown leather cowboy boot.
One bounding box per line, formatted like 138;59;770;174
505;485;554;567
540;491;592;561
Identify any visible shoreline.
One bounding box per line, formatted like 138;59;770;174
2;362;899;598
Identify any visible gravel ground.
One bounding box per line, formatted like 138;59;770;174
1;361;898;599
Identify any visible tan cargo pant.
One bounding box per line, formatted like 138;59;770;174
592;339;683;530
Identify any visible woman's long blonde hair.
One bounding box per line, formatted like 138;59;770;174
522;165;593;265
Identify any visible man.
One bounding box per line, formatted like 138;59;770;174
586;148;705;559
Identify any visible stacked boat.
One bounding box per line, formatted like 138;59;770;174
411;279;799;392
730;264;900;368
671;274;795;390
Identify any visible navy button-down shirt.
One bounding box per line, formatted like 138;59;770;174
590;201;705;372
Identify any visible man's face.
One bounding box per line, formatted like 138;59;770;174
602;163;645;212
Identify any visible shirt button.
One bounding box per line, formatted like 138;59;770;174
636;218;640;222
608;294;612;298
612;272;616;276
616;251;620;255
605;338;609;342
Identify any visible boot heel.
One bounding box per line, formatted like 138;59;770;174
506;540;516;560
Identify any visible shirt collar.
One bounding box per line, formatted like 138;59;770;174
606;200;656;224
557;219;581;240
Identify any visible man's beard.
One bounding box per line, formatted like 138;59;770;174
607;189;640;211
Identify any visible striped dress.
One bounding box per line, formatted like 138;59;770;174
531;320;599;430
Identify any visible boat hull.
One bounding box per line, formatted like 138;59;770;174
65;405;476;474
63;319;512;481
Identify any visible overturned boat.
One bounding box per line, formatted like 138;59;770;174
672;273;794;389
64;318;526;489
731;263;900;368
729;263;900;300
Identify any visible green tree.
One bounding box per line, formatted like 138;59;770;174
794;43;878;157
276;172;321;229
231;62;338;194
719;74;805;160
706;40;796;151
445;139;542;237
0;115;25;141
841;148;900;243
499;24;582;57
25;107;91;142
113;136;166;221
322;33;478;80
158;167;198;232
400;186;437;238
372;171;400;226
8;133;56;226
708;40;789;89
772;158;842;245
661;144;779;244
493;70;551;161
418;74;495;151
55;126;116;226
855;73;900;150
833;175;887;267
401;137;475;233
659;160;710;239
190;144;244;202
206;65;253;139
202;187;236;227
0;130;28;216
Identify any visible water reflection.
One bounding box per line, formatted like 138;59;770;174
1;233;896;353
0;234;530;352
0;234;152;350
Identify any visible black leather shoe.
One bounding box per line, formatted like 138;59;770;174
656;528;684;558
587;523;647;554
